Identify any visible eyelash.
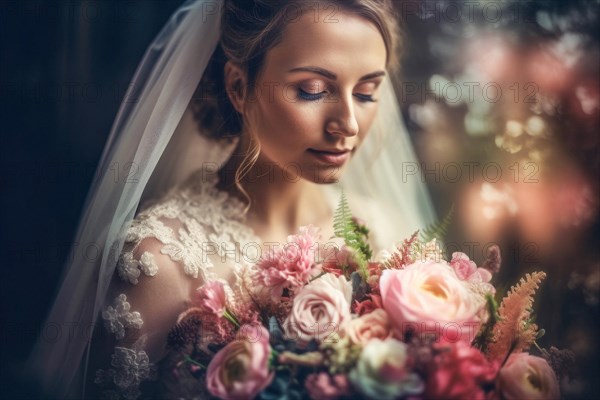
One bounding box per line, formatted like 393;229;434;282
297;88;377;103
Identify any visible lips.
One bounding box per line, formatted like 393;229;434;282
310;148;352;154
307;148;352;166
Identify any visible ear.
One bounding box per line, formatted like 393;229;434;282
224;60;248;114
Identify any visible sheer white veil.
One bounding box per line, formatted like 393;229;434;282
24;0;435;397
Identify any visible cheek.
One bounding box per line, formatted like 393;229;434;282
254;91;323;148
357;105;380;141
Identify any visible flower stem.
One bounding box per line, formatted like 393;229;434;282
309;271;327;283
184;355;206;369
223;308;240;328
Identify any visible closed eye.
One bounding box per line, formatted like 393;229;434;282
297;88;378;103
354;93;377;102
298;88;326;101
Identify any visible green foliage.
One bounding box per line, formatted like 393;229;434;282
420;205;454;243
333;191;372;280
472;293;500;353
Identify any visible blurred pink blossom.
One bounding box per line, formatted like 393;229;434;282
426;341;499;400
497;352;560;400
305;373;352;400
206;325;274;400
450;252;493;284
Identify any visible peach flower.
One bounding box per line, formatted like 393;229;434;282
344;309;393;346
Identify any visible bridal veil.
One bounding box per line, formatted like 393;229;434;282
25;0;435;397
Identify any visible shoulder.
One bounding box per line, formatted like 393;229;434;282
117;212;215;286
115;170;258;289
108;236;196;340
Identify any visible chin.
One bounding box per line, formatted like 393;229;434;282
306;168;344;185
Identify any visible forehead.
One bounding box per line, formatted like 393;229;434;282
262;10;388;79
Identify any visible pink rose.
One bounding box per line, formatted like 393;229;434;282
497;352;560;400
344;309;393;346
206;325;274;400
195;280;227;317
283;273;352;346
450;252;493;283
255;225;321;299
305;373;352;400
380;261;486;342
426;340;498;400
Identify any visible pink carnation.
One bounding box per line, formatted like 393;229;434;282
254;225;321;298
195;280;227;317
425;341;499;400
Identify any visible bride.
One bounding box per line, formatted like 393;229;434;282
26;0;435;399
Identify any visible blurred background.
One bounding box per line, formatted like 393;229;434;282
1;0;598;398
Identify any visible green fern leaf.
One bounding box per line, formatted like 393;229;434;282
333;191;370;280
420;205;454;243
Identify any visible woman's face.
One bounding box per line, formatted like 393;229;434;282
245;10;388;184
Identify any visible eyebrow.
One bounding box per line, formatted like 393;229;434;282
287;66;386;81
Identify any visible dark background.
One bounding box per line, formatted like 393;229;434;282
2;1;599;399
1;0;183;397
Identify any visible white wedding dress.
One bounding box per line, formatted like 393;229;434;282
86;165;404;400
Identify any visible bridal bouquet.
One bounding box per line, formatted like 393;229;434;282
164;194;572;400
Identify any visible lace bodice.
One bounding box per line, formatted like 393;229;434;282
118;170;261;284
88;168;398;399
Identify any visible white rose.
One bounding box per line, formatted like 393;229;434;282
349;338;423;400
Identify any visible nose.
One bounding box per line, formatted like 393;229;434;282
325;93;359;137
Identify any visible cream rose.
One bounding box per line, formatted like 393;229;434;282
283;273;352;346
380;261;485;342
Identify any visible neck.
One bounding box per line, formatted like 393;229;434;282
216;138;330;239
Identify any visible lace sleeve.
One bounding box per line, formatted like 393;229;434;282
86;222;202;400
82;167;257;399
